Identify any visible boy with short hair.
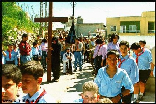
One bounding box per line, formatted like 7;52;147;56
139;40;150;50
130;42;154;102
73;81;100;103
2;64;22;103
30;42;40;61
4;43;18;66
18;33;31;64
20;61;56;103
62;48;75;74
118;40;139;103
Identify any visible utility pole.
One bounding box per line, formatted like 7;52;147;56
67;2;77;44
40;2;44;37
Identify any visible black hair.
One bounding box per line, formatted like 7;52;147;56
119;40;129;48
95;39;102;44
33;42;37;47
2;64;22;84
42;38;47;43
139;40;146;44
20;61;44;80
110;33;119;42
130;42;141;50
107;50;119;58
22;33;28;39
52;37;59;43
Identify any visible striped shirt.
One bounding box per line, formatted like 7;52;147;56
107;42;120;52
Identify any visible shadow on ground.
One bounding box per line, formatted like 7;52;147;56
67;66;95;92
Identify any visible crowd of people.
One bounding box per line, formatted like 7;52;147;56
2;31;155;103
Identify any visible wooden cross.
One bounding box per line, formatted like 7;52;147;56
34;2;68;82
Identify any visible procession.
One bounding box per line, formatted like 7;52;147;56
2;2;155;103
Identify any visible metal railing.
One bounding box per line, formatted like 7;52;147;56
148;30;155;33
119;30;140;33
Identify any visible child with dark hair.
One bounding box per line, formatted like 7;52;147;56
92;39;104;75
19;61;56;103
2;64;22;103
118;40;139;103
18;33;31;64
30;42;40;61
94;50;134;103
40;38;48;70
107;33;120;53
130;42;154;102
4;43;18;66
139;40;150;50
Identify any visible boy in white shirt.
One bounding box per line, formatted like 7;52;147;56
62;48;75;74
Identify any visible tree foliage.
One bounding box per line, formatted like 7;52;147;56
2;2;40;45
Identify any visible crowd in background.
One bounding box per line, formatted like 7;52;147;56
2;30;155;103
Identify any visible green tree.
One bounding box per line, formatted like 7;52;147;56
2;2;40;46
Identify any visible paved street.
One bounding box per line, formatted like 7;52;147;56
41;62;155;103
41;62;94;103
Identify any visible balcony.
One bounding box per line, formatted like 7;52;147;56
148;30;155;33
119;30;140;33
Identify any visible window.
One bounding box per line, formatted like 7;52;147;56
111;26;116;31
129;25;136;33
120;25;126;33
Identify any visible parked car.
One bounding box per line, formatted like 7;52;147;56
90;33;98;39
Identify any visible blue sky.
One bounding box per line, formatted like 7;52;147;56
16;2;155;28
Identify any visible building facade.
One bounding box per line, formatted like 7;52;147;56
65;16;105;37
106;11;155;36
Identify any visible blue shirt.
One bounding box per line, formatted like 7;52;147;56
73;98;83;103
30;47;40;58
132;49;153;70
4;50;18;66
117;55;139;85
94;66;134;97
13;49;20;58
17;88;56;103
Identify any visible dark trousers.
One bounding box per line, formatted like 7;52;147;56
139;69;151;83
33;55;39;61
121;86;132;103
51;56;60;80
41;51;47;69
66;60;72;74
94;55;102;73
6;61;15;64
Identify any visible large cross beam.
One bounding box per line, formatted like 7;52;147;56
34;2;68;82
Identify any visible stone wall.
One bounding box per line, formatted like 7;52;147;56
76;23;104;37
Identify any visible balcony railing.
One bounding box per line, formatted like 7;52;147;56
120;30;140;33
148;30;155;33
